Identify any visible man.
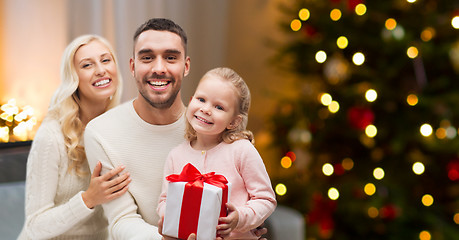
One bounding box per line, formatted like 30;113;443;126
85;18;267;239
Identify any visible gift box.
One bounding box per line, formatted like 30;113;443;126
163;163;231;240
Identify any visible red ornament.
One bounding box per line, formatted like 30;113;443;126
307;193;337;238
380;204;398;220
347;106;375;130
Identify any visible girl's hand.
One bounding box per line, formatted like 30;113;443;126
216;202;239;239
82;161;131;209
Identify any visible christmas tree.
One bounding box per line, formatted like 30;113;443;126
268;0;459;239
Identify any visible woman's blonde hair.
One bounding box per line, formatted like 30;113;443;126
47;34;123;176
185;67;254;144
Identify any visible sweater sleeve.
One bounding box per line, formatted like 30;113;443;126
84;124;162;240
157;150;174;218
234;141;277;233
24;122;94;239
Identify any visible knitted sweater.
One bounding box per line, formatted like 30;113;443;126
157;140;277;239
18;118;108;240
84;100;186;240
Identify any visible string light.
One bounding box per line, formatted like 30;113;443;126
352;52;365;65
322;163;334;176
364;183;376;196
454;213;459;224
315;50;327;63
336;36;348;49
355;4;367;16
328;101;340;113
419;231;431;240
452;16;459;29
299;8;310;21
320;93;333;106
373;167;385;180
328;187;339;200
281;156;292;168
365;89;377;102
291;19;302;31
412;162;425;175
275;183;287;196
342;158;354;170
385;18;397;30
407;94;418;106
330;9;342;21
407;46;419;58
420;124;433;137
407;0;417;3
421;194;434;206
421;27;435;42
365;125;377;138
368;207;379;218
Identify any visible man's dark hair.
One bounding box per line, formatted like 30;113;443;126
133;18;188;53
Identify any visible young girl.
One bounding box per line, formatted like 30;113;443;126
158;67;276;239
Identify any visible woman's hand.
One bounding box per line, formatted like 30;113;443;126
216;202;239;239
82;161;131;209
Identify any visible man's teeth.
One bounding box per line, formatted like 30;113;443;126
94;79;110;87
149;81;168;86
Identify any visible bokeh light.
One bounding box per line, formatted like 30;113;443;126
355;4;367;16
291;19;302;31
322;163;334;176
320;93;333;106
421;194;434;206
330;9;342;21
365;89;377;102
352;52;365;65
420;124;433;137
365;125;377;138
337;36;348;49
328;187;339;200
299;8;310;21
368;207;379;218
286;151;296;161
342;158;354;170
419;230;431;240
373;167;385;180
328;101;340;113
275;183;287;196
315;50;327;63
454;213;459;224
364;183;376;196
412;162;425;175
385;18;397;30
407;46;419;58
421;27;435;42
281;156;292;169
407;94;418;106
452;16;459;29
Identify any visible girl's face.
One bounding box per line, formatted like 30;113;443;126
186;75;240;140
74;40;118;104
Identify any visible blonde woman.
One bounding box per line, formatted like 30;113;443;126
18;35;130;239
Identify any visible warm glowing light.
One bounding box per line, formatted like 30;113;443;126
286;151;296;161
436;128;446;139
328;101;340;113
368;207;379;218
419;231;431;240
446;126;457;139
0;126;9;142
330;9;342;21
281;156;292;169
421;194;434;206
412;162;425;175
322;163;334;176
365;89;377;102
291;19;302;31
365;125;377;138
373;167;385;180
385;18;397;30
328;187;339;200
337;36;348;49
421;27;435;42
364;183;376;196
352;52;365;65
407;0;417;3
320;93;333;106
454;213;459;224
452;16;459;29
342;158;354;170
275;183;287;196
355;4;367;16
407;46;419;58
299;8;310;21
407;94;418;106
315;50;327;63
420;124;433;137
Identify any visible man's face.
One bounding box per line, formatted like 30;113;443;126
130;30;190;109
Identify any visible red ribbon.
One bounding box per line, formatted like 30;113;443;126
166;163;229;239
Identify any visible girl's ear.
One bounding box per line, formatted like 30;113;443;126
227;115;243;130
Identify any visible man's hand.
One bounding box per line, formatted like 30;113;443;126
158;216;196;240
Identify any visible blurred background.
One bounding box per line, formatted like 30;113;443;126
1;0;459;239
